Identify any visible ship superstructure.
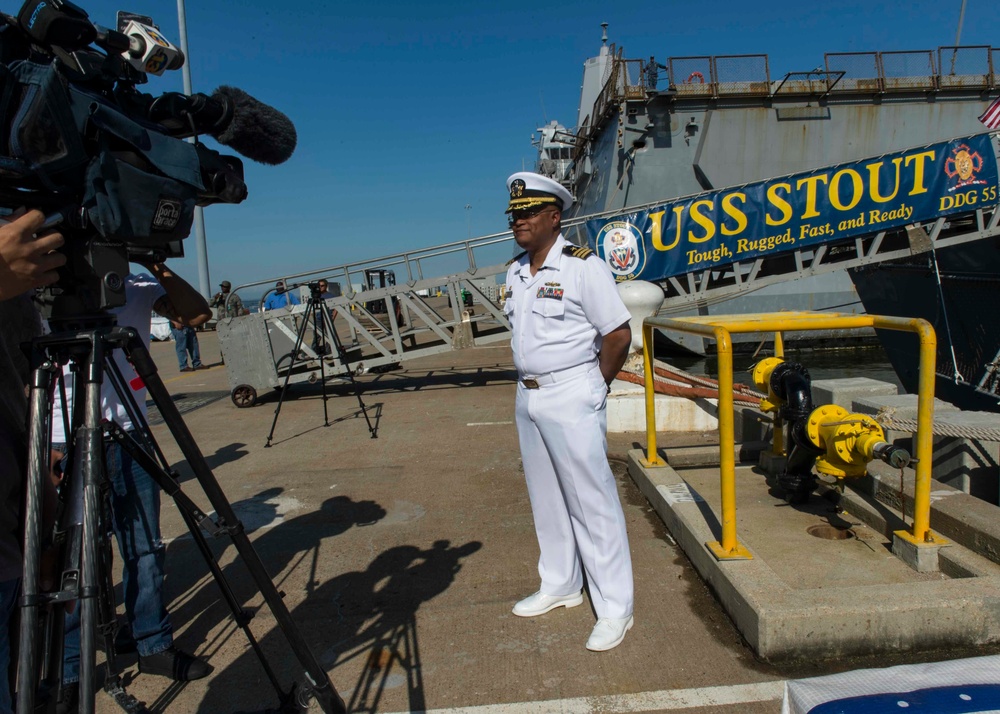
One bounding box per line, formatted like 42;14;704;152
540;30;999;408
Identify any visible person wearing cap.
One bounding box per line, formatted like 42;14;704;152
263;280;300;311
210;280;245;318
503;171;635;651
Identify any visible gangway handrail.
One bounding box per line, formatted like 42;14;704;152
220;131;1000;390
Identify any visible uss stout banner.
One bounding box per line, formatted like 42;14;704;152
587;133;1000;283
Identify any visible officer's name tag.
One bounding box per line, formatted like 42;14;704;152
536;286;564;300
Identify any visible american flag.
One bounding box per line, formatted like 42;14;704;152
980;96;1000;129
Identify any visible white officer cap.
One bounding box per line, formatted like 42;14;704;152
506;172;574;213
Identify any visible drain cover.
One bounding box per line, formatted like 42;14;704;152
807;524;855;540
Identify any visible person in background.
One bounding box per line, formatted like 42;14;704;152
262;280;300;310
210;280;244;318
502;172;634;652
170;319;204;372
50;261;213;713
0;209;64;714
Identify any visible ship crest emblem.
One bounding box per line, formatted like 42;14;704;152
944;143;987;191
595;221;645;282
510;179;526;198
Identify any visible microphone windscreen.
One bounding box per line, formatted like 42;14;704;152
17;0;96;50
212;86;297;165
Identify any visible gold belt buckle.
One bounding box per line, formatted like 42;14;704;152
522;378;539;389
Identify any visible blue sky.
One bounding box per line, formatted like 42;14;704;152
65;0;996;292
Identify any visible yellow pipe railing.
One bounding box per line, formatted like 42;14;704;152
641;311;943;560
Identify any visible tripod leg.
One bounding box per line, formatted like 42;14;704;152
124;333;346;714
326;312;377;438
316;301;330;427
76;343;108;714
16;362;56;714
106;423;287;698
265;302;318;447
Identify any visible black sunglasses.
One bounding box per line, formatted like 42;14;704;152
508;206;558;225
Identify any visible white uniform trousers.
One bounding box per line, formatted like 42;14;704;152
515;363;634;619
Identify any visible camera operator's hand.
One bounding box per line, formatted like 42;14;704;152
0;209;66;301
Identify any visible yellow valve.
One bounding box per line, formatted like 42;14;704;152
805;404;889;478
751;357;785;412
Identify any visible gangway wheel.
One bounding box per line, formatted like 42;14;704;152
231;384;258;408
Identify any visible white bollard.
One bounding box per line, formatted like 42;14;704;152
617;280;665;353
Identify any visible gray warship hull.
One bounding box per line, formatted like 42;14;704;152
544;42;999;357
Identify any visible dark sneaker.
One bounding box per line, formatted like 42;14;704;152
138;646;213;681
55;681;78;714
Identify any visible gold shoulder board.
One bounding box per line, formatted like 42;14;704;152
563;245;594;260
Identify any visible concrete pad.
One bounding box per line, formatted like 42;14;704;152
862;461;1000;568
810;377;897;411
852;394;960;420
628;448;1000;661
931;411;1000;501
607;381;719;433
606;380;773;441
891;531;948;573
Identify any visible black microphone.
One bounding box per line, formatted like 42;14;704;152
17;0;96;50
145;86;297;165
213;86;297;165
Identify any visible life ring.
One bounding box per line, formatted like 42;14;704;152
685;71;705;84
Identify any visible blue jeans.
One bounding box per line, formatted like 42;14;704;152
63;439;173;684
170;326;202;369
0;578;19;714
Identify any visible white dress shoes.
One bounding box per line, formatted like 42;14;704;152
512;590;584;617
586;615;634;651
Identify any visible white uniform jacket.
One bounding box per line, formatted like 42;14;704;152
503;234;631;377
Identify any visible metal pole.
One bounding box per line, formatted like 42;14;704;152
911;320;938;541
177;0;211;299
715;327;738;554
949;0;967;76
465;204;471;240
641;322;663;467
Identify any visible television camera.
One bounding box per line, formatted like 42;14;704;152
0;0;297;324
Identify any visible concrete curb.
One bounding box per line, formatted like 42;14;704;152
628;448;1000;662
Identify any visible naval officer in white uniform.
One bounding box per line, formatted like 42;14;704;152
503;172;635;651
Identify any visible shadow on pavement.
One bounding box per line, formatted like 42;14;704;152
156;490;481;712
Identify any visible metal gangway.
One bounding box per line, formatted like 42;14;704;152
217;142;1000;408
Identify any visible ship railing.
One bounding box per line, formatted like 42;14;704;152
936;46;995;89
566;44;998;159
667;55;771;98
587;46;999;109
824;47;996;93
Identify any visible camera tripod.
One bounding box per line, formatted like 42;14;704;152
19;321;347;714
265;283;376;447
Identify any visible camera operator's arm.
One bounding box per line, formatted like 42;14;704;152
142;261;212;327
0;210;66;300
